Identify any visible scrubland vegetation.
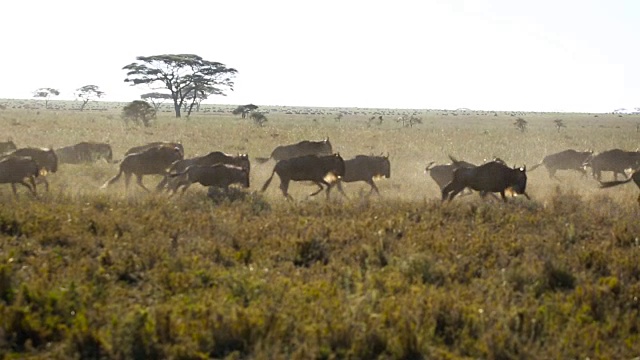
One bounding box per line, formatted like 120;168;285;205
0;99;639;359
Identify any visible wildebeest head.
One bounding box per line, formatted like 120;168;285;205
510;165;528;195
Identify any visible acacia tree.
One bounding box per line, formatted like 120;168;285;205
33;88;60;109
182;84;221;117
123;54;237;118
140;92;173;110
553;119;566;132
514;117;528;132
232;104;259;118
75;85;105;111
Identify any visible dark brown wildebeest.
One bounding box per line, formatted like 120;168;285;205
56;142;113;164
528;149;593;179
156;151;250;192
0;140;17;155
100;145;183;191
0;155;39;197
255;138;332;164
600;169;640;205
168;164;250;195
261;153;345;200
125;141;185;158
5;147;58;191
333;154;390;197
442;161;530;202
585;149;640;181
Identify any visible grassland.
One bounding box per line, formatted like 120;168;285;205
0;99;639;359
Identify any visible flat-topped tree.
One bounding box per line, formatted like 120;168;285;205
123;54;237;118
75;85;105;111
141;92;173;110
33;88;60;109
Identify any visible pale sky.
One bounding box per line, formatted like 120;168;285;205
1;0;638;113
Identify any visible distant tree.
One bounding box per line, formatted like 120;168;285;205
335;113;343;122
250;112;268;127
141;92;173;110
514;117;528;132
32;88;60;109
232;104;259;118
123;54;237;118
122;100;156;127
553;119;566;132
75;85;105;111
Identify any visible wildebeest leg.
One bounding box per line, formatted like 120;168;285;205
279;178;293;200
335;181;348;198
367;180;380;196
155;176;169;192
135;175;150;192
309;182;325;197
124;173;132;191
548;168;558;180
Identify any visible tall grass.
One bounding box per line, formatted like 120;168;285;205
0;100;639;358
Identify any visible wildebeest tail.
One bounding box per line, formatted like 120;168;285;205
254;157;271;164
528;162;544;172
100;170;123;189
424;161;435;173
261;167;277;192
599;177;633;189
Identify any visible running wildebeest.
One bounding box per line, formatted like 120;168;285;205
156;151;250;192
125;141;185;158
100;145;183;192
333;154;391;197
528;149;593;179
5;147;58;191
584;149;640;181
168;164;250;195
0;140;17;155
0;155;39;197
56;141;113;164
261;153;346;200
599;169;640;205
426;156;507;198
442;161;530;202
255;138;332;164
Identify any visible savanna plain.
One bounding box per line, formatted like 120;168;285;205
0;99;639;359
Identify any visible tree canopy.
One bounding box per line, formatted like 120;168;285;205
141;92;173;110
32;88;60;109
123;54;237;118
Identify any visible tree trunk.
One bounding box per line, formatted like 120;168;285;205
173;100;181;118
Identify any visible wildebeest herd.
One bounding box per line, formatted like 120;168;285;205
1;137;639;205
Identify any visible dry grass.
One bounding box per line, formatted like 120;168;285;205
0;99;639;359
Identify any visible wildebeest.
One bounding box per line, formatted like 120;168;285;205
261;153;345;200
156;151;250;192
442;161;530;202
333;154;390;197
425;157;476;191
5;147;58;191
168;164;250;195
0;155;39;197
600;169;640;205
585;149;640;181
0;140;17;155
255;138;332;164
56;142;113;164
125;141;185;158
528;149;593;179
100;145;183;191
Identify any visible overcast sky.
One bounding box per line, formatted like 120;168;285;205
1;0;638;113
